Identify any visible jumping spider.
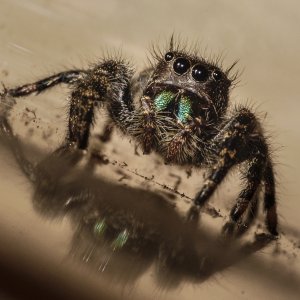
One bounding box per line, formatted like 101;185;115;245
0;39;278;236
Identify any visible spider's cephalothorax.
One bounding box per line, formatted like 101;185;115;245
132;50;231;163
0;39;278;236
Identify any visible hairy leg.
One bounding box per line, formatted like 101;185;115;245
264;161;278;235
223;156;264;236
2;70;87;98
190;108;278;235
235;192;260;236
230;157;264;222
67;60;133;149
194;108;259;207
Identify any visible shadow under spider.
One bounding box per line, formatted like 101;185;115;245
0;117;276;290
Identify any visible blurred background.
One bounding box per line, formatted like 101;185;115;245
0;0;299;299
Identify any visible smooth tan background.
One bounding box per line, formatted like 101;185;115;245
0;1;299;299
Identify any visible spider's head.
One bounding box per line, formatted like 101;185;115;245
143;49;234;124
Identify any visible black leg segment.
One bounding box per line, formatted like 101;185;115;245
193;107;278;236
67;60;133;149
264;161;278;235
4;70;87;98
230;156;264;223
194;108;258;207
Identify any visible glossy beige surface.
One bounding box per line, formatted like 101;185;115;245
0;0;299;299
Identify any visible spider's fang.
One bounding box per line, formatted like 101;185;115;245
178;95;192;123
154;90;175;111
154;91;192;123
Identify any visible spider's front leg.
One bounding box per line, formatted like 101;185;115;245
67;60;133;150
190;108;278;236
0;70;87;118
2;70;87;98
1;59;133;155
0;70;88;178
95;67;153;144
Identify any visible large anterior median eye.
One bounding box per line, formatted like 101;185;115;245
173;57;190;75
192;64;209;82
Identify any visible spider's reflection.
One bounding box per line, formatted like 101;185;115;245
0;117;274;289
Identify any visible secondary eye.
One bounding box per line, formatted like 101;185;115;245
192;64;209;82
165;52;174;61
212;69;222;81
173;57;190;75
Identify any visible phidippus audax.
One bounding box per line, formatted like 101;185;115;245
0;38;278;236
